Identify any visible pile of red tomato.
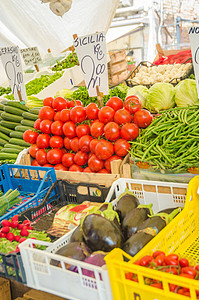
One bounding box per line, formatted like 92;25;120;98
23;95;152;173
126;251;199;298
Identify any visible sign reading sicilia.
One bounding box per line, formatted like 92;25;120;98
189;27;199;96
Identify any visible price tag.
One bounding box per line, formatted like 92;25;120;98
20;46;42;66
189;27;199;96
74;32;109;97
0;46;27;101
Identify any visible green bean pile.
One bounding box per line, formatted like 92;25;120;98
130;106;199;173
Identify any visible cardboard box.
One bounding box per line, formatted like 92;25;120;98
24;289;66;300
0;277;11;300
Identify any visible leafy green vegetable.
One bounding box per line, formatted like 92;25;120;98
126;85;149;108
0;86;11;96
52;53;79;71
55;88;73;98
175;79;199;107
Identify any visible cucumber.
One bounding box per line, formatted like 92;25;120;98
22;112;38;121
4;106;24;116
6;101;29;111
0;120;19;129
1;148;22;154
0;146;3;151
1;100;8;105
0;104;4;110
0;132;10;142
0;125;13;135
9;138;30;147
4;144;25;150
0;153;18;160
21;119;35;127
0;138;8;147
1;112;23;122
15;125;33;132
10;131;24;139
29;108;41;115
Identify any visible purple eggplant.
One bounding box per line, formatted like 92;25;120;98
116;190;139;221
70;225;84;243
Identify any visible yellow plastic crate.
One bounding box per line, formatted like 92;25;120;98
105;175;199;300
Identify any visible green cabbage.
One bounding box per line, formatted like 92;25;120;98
55;89;73;98
126;85;148;108
175;79;199;107
146;83;175;112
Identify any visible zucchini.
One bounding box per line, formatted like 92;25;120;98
0;132;10;142
29;108;41;115
6;101;29;111
4;144;25;150
10;131;24;139
22;112;38;121
15;125;33;132
0;121;19;129
0;138;8;147
9;138;30;147
1;112;23;123
1;148;21;154
0;153;18;160
1;100;8;105
4;106;24;116
0;146;3;151
0;104;4;110
0;125;13;135
21;119;35;127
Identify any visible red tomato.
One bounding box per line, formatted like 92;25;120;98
106;96;123;111
181;267;197;278
31;159;41;166
95;140;114;160
153;251;165;258
63;137;71;150
114;139;130;157
68;100;83;108
43;97;53;107
49;136;64;148
36;149;47;165
74;151;88;166
179;273;194;279
51;121;64;136
54;111;61;121
69;164;83;172
60;148;67;154
62;153;75;168
54;164;68;171
154;255;165;266
104;155;122;173
29;144;39;158
79;135;93;153
34;119;41;130
76;100;83;106
70;137;79;152
169;284;178;292
88;154;104;172
36;134;50;149
83;167;92;173
60;109;70;122
114;109;131;125
76;124;90;138
90;121;104;138
43;163;53;167
179;258;189;268
68;101;75;108
40;120;52;134
98;106;115;124
52;97;69;111
164;256;178;266
104;122;120;141
133;109;152;128
195;265;199;272
39;106;55;121
120;123;139;141
98;169;109;173
125;96;141;114
150;283;163;289
167;254;179;261
23;130;39;144
70;106;86;123
90;139;100;154
140;255;153;266
47;149;63;164
63;122;76;139
86;103;99;119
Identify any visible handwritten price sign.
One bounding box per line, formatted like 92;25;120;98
74;32;109;97
189;27;199;96
20;47;42;66
0;46;27;101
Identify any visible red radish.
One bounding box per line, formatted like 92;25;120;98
28;226;33;230
20;229;29;237
12;215;18;222
14;235;21;242
23;220;31;226
10;221;18;228
1;227;10;234
6;232;15;241
22;225;28;230
17;224;23;230
19;238;26;243
1;220;10;227
0;232;6;238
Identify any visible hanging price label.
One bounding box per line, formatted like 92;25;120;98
20;46;42;66
0;46;27;101
73;32;109;97
189;27;199;96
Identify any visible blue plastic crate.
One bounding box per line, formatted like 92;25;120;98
0;164;57;222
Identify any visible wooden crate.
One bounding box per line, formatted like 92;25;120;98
24;289;66;300
108;49;129;86
0;277;11;300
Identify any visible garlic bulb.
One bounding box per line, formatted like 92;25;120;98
49;0;72;16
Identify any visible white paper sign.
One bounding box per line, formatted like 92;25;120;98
20;46;42;66
73;32;109;97
189;27;199;96
0;46;27;101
